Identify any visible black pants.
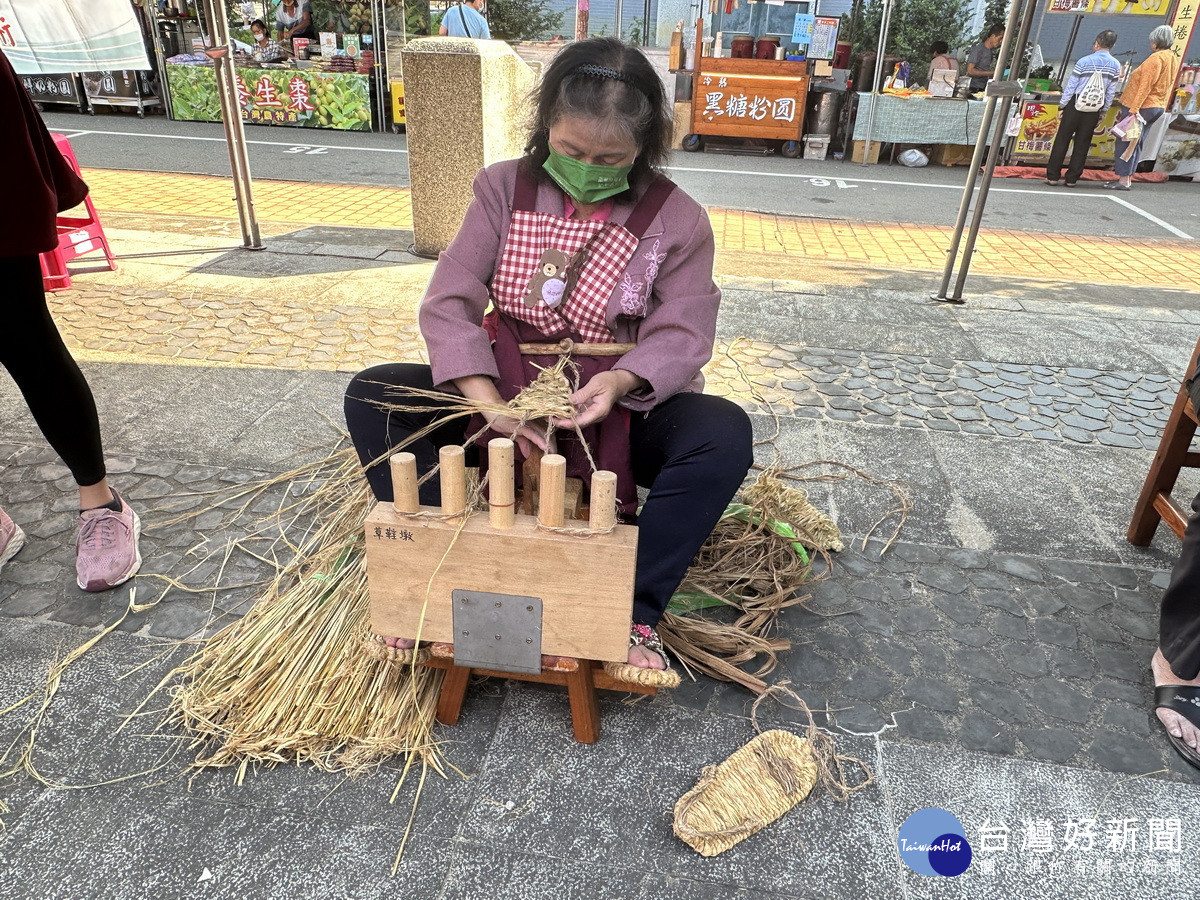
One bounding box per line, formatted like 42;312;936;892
1046;100;1101;185
0;254;106;486
344;363;754;627
1160;490;1200;679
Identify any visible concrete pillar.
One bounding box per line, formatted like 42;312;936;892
402;38;538;257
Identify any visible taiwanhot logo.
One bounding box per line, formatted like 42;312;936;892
897;808;973;877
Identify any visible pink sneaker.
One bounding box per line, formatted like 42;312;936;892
75;491;142;592
0;506;26;573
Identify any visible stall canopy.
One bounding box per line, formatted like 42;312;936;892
0;0;151;74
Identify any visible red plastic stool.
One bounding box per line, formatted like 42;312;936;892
39;134;117;292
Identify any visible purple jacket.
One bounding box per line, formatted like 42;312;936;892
419;158;720;411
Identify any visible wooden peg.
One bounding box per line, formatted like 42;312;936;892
390;452;419;515
488;438;515;529
538;454;566;528
589;471;617;531
440;445;467;517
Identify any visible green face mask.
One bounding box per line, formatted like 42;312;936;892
543;147;633;205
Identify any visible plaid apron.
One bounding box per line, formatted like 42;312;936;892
479;164;675;516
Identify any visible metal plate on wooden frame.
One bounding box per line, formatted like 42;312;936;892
451;589;543;674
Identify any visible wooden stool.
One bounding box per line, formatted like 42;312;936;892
1128;337;1200;545
365;440;648;743
424;643;656;743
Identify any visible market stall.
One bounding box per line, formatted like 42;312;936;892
166;58;373;130
153;0;408;133
1006;0;1184;167
850;93;987;162
678;6;845;159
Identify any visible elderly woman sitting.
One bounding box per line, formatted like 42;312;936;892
1106;24;1178;190
344;38;753;676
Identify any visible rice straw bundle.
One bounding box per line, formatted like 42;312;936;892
661;469;824;694
163;448;446;779
742;467;844;552
673;729;819;857
372;355;580;455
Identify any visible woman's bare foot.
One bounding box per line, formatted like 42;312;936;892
382;635;417;650
628;643;666;670
1153;648;1200;750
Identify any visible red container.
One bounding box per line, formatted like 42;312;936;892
754;36;780;59
833;40;851;70
730;35;753;59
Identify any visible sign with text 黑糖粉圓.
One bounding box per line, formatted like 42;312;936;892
0;0;150;75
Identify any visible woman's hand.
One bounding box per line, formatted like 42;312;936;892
481;409;549;457
553;370;644;430
454;375;548;457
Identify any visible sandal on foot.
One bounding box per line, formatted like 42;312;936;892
602;624;682;688
363;634;431;666
1154;684;1200;770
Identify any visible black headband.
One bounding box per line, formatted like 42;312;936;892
573;64;634;87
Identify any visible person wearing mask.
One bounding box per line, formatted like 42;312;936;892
439;0;491;40
1045;30;1120;187
0;50;142;592
248;19;286;63
275;0;315;43
344;39;752;679
1107;25;1179;191
966;25;1005;94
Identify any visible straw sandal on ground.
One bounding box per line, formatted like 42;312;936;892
1155;684;1200;770
603;624;681;688
363;634;431;666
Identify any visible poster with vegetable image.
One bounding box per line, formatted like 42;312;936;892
166;64;372;130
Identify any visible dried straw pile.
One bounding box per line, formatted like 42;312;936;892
660;468;837;694
163;449;446;780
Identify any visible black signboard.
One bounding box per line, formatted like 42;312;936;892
81;70;156;101
21;73;85;108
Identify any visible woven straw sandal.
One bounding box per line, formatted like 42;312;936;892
362;634;431;666
603;623;682;688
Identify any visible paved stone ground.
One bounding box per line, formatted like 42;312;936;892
3;230;1200;897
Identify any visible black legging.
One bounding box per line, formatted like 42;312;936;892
344;363;754;627
1161;490;1200;679
0;254;106;486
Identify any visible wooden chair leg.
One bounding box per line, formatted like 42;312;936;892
436;665;472;726
565;661;601;744
1128;388;1198;545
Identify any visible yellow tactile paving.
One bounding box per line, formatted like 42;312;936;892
79;167;1200;290
81;168;414;230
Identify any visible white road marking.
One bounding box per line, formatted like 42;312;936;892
1107;195;1193;240
59;127;408;154
668;164;1113;197
54;123;1194;237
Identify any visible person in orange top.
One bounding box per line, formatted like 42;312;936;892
1107;25;1178;190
